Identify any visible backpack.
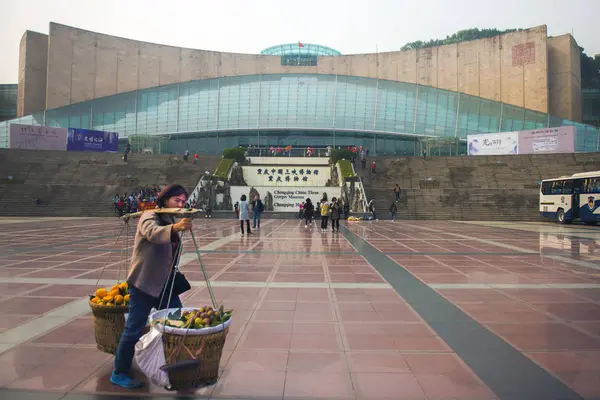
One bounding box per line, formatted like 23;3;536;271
257;200;264;213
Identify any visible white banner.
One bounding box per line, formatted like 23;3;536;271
10;123;67;151
243;166;331;187
467;132;518;156
230;186;341;212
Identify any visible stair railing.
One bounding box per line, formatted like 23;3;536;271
187;175;206;207
356;175;370;216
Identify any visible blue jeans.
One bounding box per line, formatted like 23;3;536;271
113;285;182;374
253;211;261;228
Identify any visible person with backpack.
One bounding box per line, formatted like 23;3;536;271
394;184;401;202
239;195;252;235
368;200;377;220
390;201;397;221
252;194;264;229
343;201;350;219
330;197;341;233
303;198;314;229
319;199;329;232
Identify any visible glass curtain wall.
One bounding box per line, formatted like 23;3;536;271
0;74;598;152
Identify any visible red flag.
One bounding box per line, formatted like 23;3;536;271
298;41;304;48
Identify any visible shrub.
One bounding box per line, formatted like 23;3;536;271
330;149;354;164
222;147;246;164
214;158;234;180
338;159;356;181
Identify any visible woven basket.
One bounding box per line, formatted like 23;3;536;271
89;300;129;354
161;327;229;390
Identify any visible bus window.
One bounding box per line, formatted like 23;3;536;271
542;181;553;195
564;180;574;194
584;178;600;193
551;181;564;194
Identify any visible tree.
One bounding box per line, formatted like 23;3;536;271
222;147;246;164
401;28;520;51
580;48;600;90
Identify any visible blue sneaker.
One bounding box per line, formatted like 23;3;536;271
110;371;144;389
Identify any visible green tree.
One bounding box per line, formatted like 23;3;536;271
401;28;520;51
222;147;246;164
580;48;600;89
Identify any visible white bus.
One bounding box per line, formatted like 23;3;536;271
540;171;600;224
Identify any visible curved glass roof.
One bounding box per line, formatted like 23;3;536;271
1;74;597;154
260;43;342;56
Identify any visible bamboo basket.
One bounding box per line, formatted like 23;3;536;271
161;327;230;390
89;300;129;354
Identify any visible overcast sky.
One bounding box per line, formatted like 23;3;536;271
0;0;598;84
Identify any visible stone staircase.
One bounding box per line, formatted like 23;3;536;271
360;153;600;221
0;149;221;217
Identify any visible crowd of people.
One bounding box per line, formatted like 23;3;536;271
112;187;161;216
297;196;348;233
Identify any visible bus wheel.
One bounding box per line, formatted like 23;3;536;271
557;208;566;224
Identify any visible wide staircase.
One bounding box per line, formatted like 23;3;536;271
360;153;600;221
0;149;220;217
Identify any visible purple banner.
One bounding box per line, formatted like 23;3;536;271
517;126;575;154
67;128;119;152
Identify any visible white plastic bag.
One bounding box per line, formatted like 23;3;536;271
134;326;170;387
150;308;232;336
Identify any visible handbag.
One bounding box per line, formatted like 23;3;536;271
172;270;191;296
157;214;191;296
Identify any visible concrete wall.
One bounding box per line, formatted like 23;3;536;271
17;31;48;117
547;35;582;122
18;22;581;122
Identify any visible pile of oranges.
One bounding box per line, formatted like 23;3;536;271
90;282;130;306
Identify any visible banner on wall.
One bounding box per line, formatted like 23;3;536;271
517;126;575;154
67;128;119;152
467;126;576;156
229;186;341;212
467;132;519;156
9;124;67;151
242;165;331;187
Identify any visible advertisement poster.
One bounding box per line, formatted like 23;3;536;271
9;123;67;151
67;128;119;152
468;126;576;156
517;126;575;154
467;132;519;156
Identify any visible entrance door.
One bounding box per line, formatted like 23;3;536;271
572;179;584;220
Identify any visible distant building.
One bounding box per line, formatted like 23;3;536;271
0;84;17;122
0;22;598;154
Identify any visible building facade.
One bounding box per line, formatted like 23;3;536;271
0;22;597;155
0;84;18;122
583;89;600;127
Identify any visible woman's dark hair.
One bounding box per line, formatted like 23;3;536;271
241;194;247;201
305;198;312;203
156;184;188;207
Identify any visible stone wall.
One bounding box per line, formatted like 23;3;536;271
547;35;583;122
17;23;580;122
17;31;48;117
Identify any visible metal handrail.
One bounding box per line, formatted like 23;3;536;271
187;174;207;206
356;175;370;213
244;146;365;158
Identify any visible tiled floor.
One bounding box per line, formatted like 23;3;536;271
0;217;599;399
